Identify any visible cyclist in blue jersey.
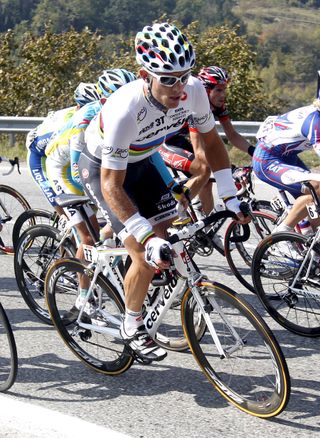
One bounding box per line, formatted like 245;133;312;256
26;83;101;215
78;23;249;363
253;97;320;233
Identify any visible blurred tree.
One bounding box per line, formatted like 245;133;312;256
186;22;285;119
0;27;104;115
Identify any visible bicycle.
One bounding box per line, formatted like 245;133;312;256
172;165;280;292
0;302;18;391
45;194;290;418
0;156;31;253
252;171;320;336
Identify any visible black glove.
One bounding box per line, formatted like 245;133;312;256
248;145;255;157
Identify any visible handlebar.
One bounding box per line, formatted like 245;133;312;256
167;210;250;245
0;156;21;175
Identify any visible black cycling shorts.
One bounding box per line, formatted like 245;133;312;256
78;147;177;238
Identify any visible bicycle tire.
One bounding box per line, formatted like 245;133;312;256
14;224;75;325
181;281;290;418
224;210;277;293
0;184;30;250
252;231;320;336
13;208;57;250
45;258;133;375
0;302;18;392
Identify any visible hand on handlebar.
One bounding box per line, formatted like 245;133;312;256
144;236;173;269
1;156;21;175
224;197;251;224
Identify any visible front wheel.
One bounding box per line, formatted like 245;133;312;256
224;210;277;293
0;303;18;392
0;184;30;251
182;281;290;418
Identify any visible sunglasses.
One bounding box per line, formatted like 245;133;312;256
147;70;191;87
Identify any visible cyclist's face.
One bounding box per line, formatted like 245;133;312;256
147;70;189;109
208;84;227;108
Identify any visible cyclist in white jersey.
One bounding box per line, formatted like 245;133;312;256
79;22;248;362
45;69;137;313
253;98;320;233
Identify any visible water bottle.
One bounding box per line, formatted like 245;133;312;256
297;219;313;236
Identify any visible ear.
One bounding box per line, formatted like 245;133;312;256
140;68;150;83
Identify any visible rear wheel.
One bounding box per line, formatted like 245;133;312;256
13;208;57;250
14;225;75;324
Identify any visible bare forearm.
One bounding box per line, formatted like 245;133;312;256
100;168;137;223
201;129;231;171
227;131;251;153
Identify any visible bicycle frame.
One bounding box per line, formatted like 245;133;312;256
78;212;248;357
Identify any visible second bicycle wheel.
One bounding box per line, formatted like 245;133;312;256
45;258;133;375
13;208;57;250
252;231;320;337
181;281;290;418
14;224;75;324
0;302;18;392
224;210;277;293
0;184;30;252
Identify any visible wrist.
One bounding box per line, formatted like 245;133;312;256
248;145;255;157
214;168;237;199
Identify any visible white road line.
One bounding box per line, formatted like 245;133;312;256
0;394;131;438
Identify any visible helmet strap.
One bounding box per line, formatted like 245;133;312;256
144;81;168;113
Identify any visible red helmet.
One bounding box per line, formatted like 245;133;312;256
197;66;229;88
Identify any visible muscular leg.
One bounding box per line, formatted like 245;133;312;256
283;181;320;229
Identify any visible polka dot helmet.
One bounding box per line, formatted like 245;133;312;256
135;23;195;73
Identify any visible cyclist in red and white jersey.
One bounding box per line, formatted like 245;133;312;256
79;23;248;363
160;66;255;216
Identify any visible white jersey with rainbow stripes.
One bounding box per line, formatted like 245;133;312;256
85;76;215;170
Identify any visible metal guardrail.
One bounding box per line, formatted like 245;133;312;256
0;116;262;145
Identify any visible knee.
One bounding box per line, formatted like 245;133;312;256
190;158;210;179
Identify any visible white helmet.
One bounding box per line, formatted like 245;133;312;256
74;82;101;106
98;68;136;97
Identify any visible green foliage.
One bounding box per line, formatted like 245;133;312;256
0;21;283;120
186;23;283;120
0;27;105;115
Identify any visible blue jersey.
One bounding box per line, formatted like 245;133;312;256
255;105;320;161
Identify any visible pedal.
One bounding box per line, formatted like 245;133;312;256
129;349;153;365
